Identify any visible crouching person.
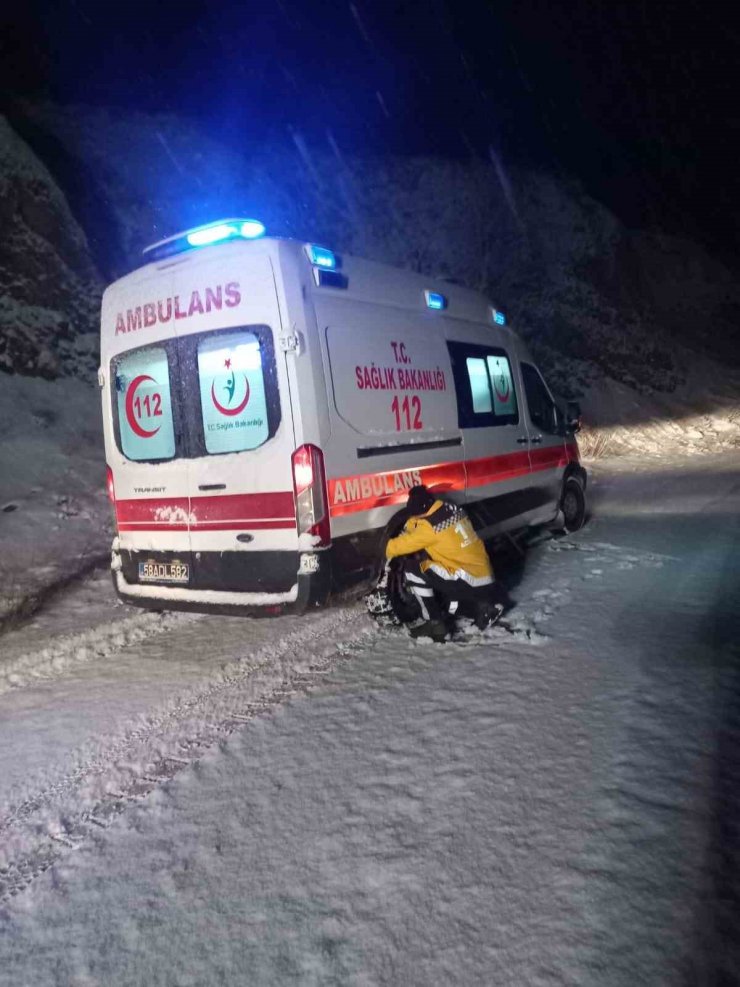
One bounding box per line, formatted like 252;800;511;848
385;485;504;642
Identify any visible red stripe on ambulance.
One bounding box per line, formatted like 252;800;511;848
115;445;580;529
329;462;466;518
465;451;530;487
116;491;295;531
528;446;569;472
328;443;579;518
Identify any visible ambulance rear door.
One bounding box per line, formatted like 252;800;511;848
104;267;193;586
173;250;298;594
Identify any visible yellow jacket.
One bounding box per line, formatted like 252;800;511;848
385;500;493;585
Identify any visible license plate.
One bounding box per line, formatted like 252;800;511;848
138;560;190;584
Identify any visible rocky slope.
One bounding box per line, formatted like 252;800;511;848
0;116;102;379
2;103;739;455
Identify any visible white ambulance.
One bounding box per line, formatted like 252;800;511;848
100;218;586;616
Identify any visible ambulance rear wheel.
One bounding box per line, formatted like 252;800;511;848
561;477;586;532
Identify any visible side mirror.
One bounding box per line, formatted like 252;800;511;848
565;401;582;434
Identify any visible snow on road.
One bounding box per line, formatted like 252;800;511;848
0;455;739;985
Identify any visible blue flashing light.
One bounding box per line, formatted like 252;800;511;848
425;290;447;311
186;219;265;248
144;218;266;260
492;308;506;326
240;220;267;239
306;244;337;269
187;223;239;247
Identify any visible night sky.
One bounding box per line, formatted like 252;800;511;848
2;0;739;259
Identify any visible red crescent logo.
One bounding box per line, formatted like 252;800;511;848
492;364;510;402
211;375;250;416
125;375;162;438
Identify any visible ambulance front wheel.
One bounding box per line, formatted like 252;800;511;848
561;477;586;532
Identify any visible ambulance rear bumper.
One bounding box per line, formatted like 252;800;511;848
111;547;332;617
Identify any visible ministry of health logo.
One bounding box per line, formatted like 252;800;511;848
211;356;250;416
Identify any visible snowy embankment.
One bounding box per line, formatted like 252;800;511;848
579;356;740;458
0;454;739;984
0;374;111;628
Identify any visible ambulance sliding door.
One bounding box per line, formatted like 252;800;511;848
446;337;535;531
318;299;464;540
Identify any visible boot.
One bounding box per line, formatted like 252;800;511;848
474;600;504;631
409;619;448;643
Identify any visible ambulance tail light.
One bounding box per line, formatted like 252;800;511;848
106;466;116;505
291;444;331;548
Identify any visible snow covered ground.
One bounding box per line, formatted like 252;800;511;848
0;454;739;985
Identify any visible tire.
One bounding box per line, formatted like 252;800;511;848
364;560;421;626
561;476;586;532
388;563;422;624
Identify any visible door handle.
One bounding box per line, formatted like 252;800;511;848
198;483;227;491
516;437;529;444
530;435;543;444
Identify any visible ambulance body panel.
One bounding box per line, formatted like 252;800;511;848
100;227;584;615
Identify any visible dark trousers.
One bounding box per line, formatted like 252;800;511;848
404;560;496;622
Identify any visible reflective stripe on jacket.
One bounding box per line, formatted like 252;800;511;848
385;500;493;585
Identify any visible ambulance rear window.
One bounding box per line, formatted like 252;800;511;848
113;346;176;462
111;325;281;462
197;330;270;454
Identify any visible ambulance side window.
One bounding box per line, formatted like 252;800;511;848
466;357;493;413
486;354;518;419
447;341;519;428
521;363;558;434
112;345;177;462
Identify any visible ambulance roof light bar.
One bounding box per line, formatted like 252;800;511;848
143;218;266;261
491;307;506;326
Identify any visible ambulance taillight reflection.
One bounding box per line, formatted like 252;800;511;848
106;466;116;504
291;444;331;548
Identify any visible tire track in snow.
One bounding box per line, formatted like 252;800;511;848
0;605;372;903
0;610;203;696
0;553;110;636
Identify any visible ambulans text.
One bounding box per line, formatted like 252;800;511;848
114;282;241;335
